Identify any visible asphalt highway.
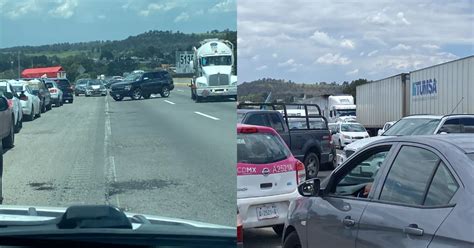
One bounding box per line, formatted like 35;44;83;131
2;83;236;227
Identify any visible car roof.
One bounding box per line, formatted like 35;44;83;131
237;109;279;114
372;134;474;154
237;124;278;135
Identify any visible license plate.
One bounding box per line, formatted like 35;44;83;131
256;204;278;220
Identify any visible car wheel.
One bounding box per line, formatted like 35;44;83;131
272;224;284;237
304;152;320;179
112;95;123;101
75;93;79;96
41;102;46;113
160;86;170;98
36;106;41;118
131;88;142;100
143;93;151;99
195;95;202;103
69;99;73;104
14;119;20;133
46;103;52;111
191;90;196;100
339;139;344;149
2;118;14;148
26;106;34;121
283;231;302;248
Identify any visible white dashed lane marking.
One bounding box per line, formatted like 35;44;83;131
194;111;220;120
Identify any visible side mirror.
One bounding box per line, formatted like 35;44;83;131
298;178;321;197
4;92;13;99
0;97;8;111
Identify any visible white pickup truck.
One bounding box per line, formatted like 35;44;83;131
337;114;474;166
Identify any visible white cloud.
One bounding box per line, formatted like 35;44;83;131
251;55;260;61
97;14;106;19
174;12;189;22
366;11;394;25
397;12;411;25
256;65;268;71
367;50;379;57
272;53;278;58
346;69;359;75
359;52;365;56
6;0;40;19
310;31;335;46
316;53;351;65
209;0;235;13
391;43;411;51
288;67;297;72
422;44;440;50
139;1;185;16
340;39;355;49
49;0;78;19
278;59;295;67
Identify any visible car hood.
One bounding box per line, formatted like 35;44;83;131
0;205;232;230
344;135;392;151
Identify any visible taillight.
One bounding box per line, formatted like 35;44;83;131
240;127;258;133
49;88;57;93
237;214;243;243
295;160;306;184
7;99;13;109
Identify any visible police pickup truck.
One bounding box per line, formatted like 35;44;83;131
237;103;335;178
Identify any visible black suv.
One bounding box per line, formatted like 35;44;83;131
109;71;174;101
51;78;74;103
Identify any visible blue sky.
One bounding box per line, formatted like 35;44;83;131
238;0;474;83
0;0;236;48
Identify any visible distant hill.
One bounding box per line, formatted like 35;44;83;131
0;30;236;81
237;78;346;102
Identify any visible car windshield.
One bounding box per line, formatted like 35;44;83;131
237;133;290;164
288;117;326;129
336;109;356;117
45;82;54;88
467;153;474;161
341;123;366;132
201;56;232;66
124;73;142;82
383;118;440;136
88;80;102;86
55;80;70;88
12;86;23;92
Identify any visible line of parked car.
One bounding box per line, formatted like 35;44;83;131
0;78;75;150
236;102;474;248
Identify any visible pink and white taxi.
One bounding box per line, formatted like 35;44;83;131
237;124;305;236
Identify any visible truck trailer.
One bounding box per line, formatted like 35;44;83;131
357;55;474;136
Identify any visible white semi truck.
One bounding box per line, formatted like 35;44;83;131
298;95;356;123
189;39;237;102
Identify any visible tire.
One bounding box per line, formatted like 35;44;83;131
283;231;302;248
26;107;34;121
2;118;14;149
14;119;20;134
160;86;170;98
86;94;90;97
36;106;41;118
131;88;142;100
191;90;196;100
195;95;202;103
46;103;52;111
55;100;61;107
304;152;320;179
272;224;284;237
41;102;46;113
339;139;344;149
143;93;151;99
75;93;79;96
69;99;73;104
112;95;123;101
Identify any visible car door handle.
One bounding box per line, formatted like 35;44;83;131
403;224;424;236
342;216;355;227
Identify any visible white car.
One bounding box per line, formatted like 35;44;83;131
339;114;474;166
331;122;369;149
44;80;63;107
10;80;41;121
377;121;396;136
0;80;23;133
237;124;305;237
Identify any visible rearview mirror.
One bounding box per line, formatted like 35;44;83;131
298;178;321;197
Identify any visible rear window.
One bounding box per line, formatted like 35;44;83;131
55;79;71;88
12;86;23;92
341;123;366;132
237;133;290;164
45;82;54;88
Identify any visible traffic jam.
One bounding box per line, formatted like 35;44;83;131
237;56;474;247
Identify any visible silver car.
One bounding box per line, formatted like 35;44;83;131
284;134;474;248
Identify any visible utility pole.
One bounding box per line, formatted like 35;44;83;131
17;51;20;79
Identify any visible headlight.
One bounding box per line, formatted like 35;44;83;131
197;82;207;87
343;135;351;139
124;85;132;90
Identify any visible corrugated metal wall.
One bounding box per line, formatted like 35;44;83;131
356;74;406;128
409;56;473;115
